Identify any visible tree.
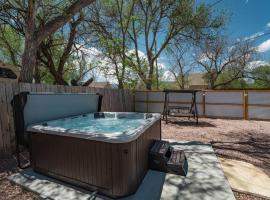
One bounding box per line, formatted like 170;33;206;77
0;0;96;83
82;0;136;89
37;13;88;85
128;0;224;90
212;72;249;89
249;64;270;88
167;43;192;89
195;36;256;89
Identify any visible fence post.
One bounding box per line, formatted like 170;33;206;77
243;90;248;120
203;91;206;117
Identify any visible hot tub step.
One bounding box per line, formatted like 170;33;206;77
149;140;188;176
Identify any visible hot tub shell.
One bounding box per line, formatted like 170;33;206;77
12;92;161;198
29;118;161;197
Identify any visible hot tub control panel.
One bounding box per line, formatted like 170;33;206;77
149;140;188;176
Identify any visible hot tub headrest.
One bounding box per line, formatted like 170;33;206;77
11;92;102;146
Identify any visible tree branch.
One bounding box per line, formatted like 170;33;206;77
36;0;95;45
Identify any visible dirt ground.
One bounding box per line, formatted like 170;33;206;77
1;117;270;200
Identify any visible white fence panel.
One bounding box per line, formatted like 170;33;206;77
248;91;270;105
196;105;203;116
135;91;147;101
248;106;270;120
248;91;270;120
148;103;164;113
196;91;204;103
168;103;203;116
135;102;147;112
148;92;164;101
134;90;270;120
205;91;243;104
205;105;243;118
204;91;243;118
168;93;193;102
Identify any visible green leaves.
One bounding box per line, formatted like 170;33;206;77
251;65;270;88
0;26;23;66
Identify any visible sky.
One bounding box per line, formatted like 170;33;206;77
202;0;270;60
136;0;270;80
88;0;270;83
156;0;270;80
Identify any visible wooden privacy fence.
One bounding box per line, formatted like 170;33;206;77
134;90;270;120
0;82;134;157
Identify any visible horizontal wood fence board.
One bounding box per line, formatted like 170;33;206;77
0;82;134;157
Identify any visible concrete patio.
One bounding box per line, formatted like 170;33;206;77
8;141;235;200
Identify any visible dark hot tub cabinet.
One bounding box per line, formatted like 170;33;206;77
12;92;161;198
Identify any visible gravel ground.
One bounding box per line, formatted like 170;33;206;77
162;117;270;177
1;117;269;200
0;156;38;200
161;117;270;200
233;190;269;200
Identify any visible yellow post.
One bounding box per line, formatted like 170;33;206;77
243;90;248;120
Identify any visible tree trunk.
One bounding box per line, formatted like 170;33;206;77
118;80;124;89
146;60;154;90
19;40;37;82
34;60;41;83
209;78;215;89
181;74;185;89
19;0;96;83
54;74;69;85
18;0;37;83
146;79;152;90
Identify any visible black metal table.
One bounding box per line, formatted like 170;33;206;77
163;89;200;124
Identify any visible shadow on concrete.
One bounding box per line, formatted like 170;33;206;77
159;140;235;200
211;133;270;176
8;168;166;200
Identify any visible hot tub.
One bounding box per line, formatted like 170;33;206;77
29;112;161;198
12;93;161;198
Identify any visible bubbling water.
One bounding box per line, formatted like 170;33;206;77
46;114;146;134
